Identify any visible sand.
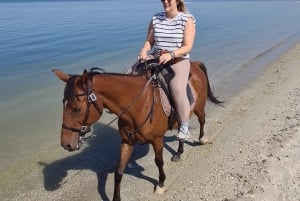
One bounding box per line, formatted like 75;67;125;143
1;42;300;201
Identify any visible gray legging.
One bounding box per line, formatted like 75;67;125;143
168;59;190;123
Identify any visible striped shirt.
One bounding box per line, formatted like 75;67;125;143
151;12;196;59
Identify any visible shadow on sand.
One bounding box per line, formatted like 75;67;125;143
40;122;199;200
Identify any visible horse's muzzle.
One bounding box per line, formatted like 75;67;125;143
61;138;83;152
61;133;90;152
62;143;76;152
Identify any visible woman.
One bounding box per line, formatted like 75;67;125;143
138;0;196;140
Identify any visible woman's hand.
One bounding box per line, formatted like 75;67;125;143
138;48;148;61
159;51;174;64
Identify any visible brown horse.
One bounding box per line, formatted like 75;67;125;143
53;60;222;201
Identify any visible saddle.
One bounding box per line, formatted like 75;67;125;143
136;59;196;128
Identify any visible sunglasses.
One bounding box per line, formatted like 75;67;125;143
161;0;173;3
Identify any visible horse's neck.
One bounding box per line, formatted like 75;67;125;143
93;74;147;113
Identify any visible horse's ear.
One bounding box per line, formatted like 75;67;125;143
82;69;89;86
52;69;70;82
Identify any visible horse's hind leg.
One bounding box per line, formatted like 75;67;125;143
152;138;166;194
171;109;207;162
196;110;212;145
113;142;134;201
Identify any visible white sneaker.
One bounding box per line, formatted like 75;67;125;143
176;130;191;140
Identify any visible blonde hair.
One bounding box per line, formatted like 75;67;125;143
177;0;188;13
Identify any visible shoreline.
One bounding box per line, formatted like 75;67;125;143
1;42;300;201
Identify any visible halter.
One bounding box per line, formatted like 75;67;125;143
62;71;103;141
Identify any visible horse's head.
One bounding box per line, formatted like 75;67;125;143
53;69;103;151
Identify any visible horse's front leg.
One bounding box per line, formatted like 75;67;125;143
113;142;133;201
171;139;184;162
152;138;166;194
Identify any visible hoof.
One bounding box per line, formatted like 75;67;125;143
171;154;180;162
199;137;213;145
155;185;166;194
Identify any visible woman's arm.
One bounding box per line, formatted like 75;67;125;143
138;20;154;61
159;17;195;64
174;17;195;58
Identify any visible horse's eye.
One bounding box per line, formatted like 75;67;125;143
73;107;81;113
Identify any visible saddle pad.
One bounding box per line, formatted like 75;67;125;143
160;82;197;116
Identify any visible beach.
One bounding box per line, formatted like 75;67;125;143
1;1;300;200
1;41;299;201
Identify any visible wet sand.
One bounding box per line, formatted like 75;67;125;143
1;42;300;201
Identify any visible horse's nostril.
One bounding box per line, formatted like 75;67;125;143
62;144;72;150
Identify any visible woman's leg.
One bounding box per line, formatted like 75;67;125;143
169;59;191;137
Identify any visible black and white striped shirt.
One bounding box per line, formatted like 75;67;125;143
152;12;196;59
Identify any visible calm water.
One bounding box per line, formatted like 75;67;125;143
0;0;300;172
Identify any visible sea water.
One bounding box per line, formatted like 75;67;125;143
0;0;300;172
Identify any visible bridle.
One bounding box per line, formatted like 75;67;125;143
62;70;103;143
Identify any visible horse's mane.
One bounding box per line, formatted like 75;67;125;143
91;71;141;77
63;69;142;103
88;67;142;77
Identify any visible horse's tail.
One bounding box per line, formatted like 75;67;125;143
198;62;224;106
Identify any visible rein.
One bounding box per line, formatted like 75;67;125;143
96;72;156;140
